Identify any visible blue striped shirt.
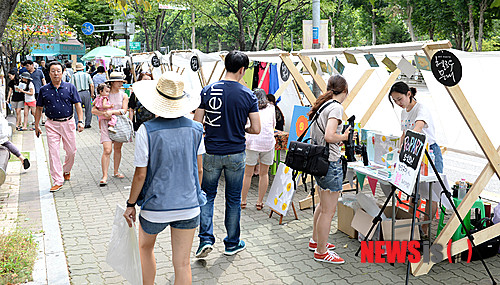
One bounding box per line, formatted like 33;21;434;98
70;71;93;92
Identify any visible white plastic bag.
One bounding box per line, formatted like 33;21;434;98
106;205;143;285
493;203;500;225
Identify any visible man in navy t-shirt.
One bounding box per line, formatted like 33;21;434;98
194;50;260;258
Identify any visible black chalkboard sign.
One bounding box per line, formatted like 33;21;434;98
399;130;426;170
190;55;200;72
430;50;462;87
280;62;290;81
392;129;428;194
151;55;161;68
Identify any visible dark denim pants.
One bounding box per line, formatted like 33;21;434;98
198;151;245;248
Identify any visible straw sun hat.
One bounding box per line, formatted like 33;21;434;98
132;71;200;119
106;72;126;83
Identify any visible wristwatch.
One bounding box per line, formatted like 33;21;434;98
126;199;136;208
77;120;84;124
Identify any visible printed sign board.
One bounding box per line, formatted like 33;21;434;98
431;49;462;87
391;130;427;195
151;55;161;68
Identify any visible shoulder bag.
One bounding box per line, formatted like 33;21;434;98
285;100;336;177
109;110;135;143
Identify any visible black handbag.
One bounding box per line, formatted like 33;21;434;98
285;100;336;177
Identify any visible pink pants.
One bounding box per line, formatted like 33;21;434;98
45;118;77;185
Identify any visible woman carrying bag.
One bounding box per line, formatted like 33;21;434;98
308;75;353;264
123;71;206;285
91;72;129;186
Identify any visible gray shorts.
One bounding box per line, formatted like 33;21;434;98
11;101;24;109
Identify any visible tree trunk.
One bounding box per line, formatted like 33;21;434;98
331;16;336;48
477;0;490;51
405;4;417;41
468;3;477;52
237;0;245;50
0;0;20;41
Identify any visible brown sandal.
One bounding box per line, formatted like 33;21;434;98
241;202;247;209
256;202;264;211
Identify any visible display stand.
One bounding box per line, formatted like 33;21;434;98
269;202;298;225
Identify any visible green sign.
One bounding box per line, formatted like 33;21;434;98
130;42;141;50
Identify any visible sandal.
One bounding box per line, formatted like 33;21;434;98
99;180;107;187
241;202;247;209
256;202;264;211
112;173;125;179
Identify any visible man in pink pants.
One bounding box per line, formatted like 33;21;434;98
35;61;84;192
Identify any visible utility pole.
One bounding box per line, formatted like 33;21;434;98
124;12;130;56
191;11;195;49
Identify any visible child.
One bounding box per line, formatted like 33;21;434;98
0;115;30;170
94;83;117;133
16;72;35;131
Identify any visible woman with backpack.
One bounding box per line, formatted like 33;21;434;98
128;72;155;131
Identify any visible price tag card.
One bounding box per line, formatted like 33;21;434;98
391;130;427;195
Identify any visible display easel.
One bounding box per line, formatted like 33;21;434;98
411;41;500;277
269;202;298;225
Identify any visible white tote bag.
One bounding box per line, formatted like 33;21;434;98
106;205;143;285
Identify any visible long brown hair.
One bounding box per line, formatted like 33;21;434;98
307;74;347;120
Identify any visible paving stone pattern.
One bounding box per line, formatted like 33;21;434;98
34;117;500;284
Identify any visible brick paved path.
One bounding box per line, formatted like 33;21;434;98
2;115;499;284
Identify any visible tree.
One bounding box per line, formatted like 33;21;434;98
63;0;117;49
349;0;388;45
0;0;20;41
1;0;68;72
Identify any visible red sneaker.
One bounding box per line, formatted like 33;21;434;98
63;172;71;181
314;250;345;264
50;185;63;192
309;238;335;251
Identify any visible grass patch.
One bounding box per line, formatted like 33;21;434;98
8;152;29;163
0;229;37;284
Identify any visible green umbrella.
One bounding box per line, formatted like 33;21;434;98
81;46;126;61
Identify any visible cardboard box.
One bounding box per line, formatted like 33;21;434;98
351;207;420;241
337;202;357;238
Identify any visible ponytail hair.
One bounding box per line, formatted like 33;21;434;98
388;81;417;107
308;74;347;120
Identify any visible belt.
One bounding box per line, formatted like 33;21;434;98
50;115;73;122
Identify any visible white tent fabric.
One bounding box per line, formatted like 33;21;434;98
421;49;500;155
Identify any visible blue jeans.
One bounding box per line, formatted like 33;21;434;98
199;151;245;248
429;143;443;173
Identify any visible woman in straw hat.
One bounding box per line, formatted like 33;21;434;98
91;72;129;186
123;71;206;285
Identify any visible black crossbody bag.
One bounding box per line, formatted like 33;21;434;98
285;100;337;176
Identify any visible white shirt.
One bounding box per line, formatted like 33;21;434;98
18;82;35;102
134;117;205;223
401;102;437;145
246;104;276;152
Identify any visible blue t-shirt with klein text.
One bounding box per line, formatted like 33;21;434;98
199;80;258;155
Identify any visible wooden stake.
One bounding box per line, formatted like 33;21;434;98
207;61;219;84
298;54;327;93
280;53;316;105
342;69;375;120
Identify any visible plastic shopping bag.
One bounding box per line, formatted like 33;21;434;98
106;205;143;285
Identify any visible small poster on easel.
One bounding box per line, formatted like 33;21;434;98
266;163;295;216
391;130;427;195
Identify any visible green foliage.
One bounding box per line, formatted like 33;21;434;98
0;229;37;284
378;17;411;44
63;0;118;48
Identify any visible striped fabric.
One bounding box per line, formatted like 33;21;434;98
71;71;93;92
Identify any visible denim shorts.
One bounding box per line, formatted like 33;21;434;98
429;143;444;173
314;159;343;192
139;214;200;235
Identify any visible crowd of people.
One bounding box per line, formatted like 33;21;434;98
5;50;441;284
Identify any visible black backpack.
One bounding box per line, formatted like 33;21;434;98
134;100;155;125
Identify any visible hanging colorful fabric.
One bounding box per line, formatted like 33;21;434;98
268;63;279;95
242;61;255;89
258;62;270;94
367;176;378;195
356;172;366;191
